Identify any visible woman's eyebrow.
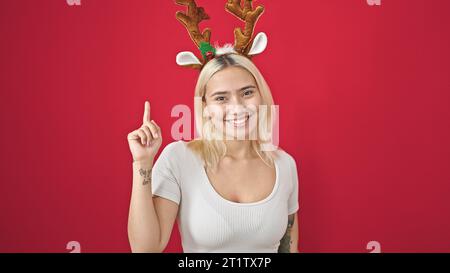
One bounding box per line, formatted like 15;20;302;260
209;85;256;97
209;91;229;97
238;85;256;91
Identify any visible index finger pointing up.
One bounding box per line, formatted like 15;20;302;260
143;101;150;123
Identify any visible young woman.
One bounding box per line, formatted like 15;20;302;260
126;53;300;253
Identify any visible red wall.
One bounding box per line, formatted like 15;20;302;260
1;0;449;253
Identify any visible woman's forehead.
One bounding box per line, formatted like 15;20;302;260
206;67;257;94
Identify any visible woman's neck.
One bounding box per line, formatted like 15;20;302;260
224;140;256;160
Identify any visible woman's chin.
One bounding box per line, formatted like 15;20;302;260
223;129;258;140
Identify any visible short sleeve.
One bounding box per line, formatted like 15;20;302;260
287;155;299;215
151;142;182;205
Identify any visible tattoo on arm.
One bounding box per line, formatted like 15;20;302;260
278;214;295;253
138;168;152;186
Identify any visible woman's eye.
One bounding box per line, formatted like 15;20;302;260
243;90;254;96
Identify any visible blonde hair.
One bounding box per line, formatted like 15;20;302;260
187;53;277;171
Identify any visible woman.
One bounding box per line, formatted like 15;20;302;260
126;52;300;253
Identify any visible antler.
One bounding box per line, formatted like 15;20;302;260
225;0;264;54
175;0;211;49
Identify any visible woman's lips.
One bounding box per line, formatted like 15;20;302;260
225;115;250;128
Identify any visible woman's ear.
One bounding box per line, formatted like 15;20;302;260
248;32;268;56
176;51;202;69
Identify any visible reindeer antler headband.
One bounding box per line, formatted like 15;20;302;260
175;0;268;70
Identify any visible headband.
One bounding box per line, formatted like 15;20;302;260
174;0;268;70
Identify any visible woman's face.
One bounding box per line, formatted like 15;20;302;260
204;66;262;140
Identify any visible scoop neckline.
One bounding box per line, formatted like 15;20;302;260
192;147;280;207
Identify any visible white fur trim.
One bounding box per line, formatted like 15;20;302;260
215;44;237;56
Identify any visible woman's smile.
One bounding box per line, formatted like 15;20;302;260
224;113;251;128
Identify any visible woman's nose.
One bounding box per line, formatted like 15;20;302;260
225;104;247;118
228;94;244;105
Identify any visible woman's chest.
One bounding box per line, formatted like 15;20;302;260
205;160;276;204
178;196;288;251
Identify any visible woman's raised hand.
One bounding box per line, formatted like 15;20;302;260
127;101;162;164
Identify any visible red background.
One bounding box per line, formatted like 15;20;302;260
1;0;449;253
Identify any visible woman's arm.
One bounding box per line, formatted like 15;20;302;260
278;213;299;253
127;101;179;252
127;160;179;253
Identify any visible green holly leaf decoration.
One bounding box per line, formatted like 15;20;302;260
199;42;216;61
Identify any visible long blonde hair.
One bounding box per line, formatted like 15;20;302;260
187;53;277;171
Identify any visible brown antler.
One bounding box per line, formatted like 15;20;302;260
175;0;211;49
225;0;264;54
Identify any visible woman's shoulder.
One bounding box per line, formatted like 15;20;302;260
273;146;298;171
161;139;188;152
273;147;299;191
157;140;191;162
153;140;197;177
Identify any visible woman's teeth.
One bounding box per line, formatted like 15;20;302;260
225;115;249;127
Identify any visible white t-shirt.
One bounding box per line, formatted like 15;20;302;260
151;140;300;253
